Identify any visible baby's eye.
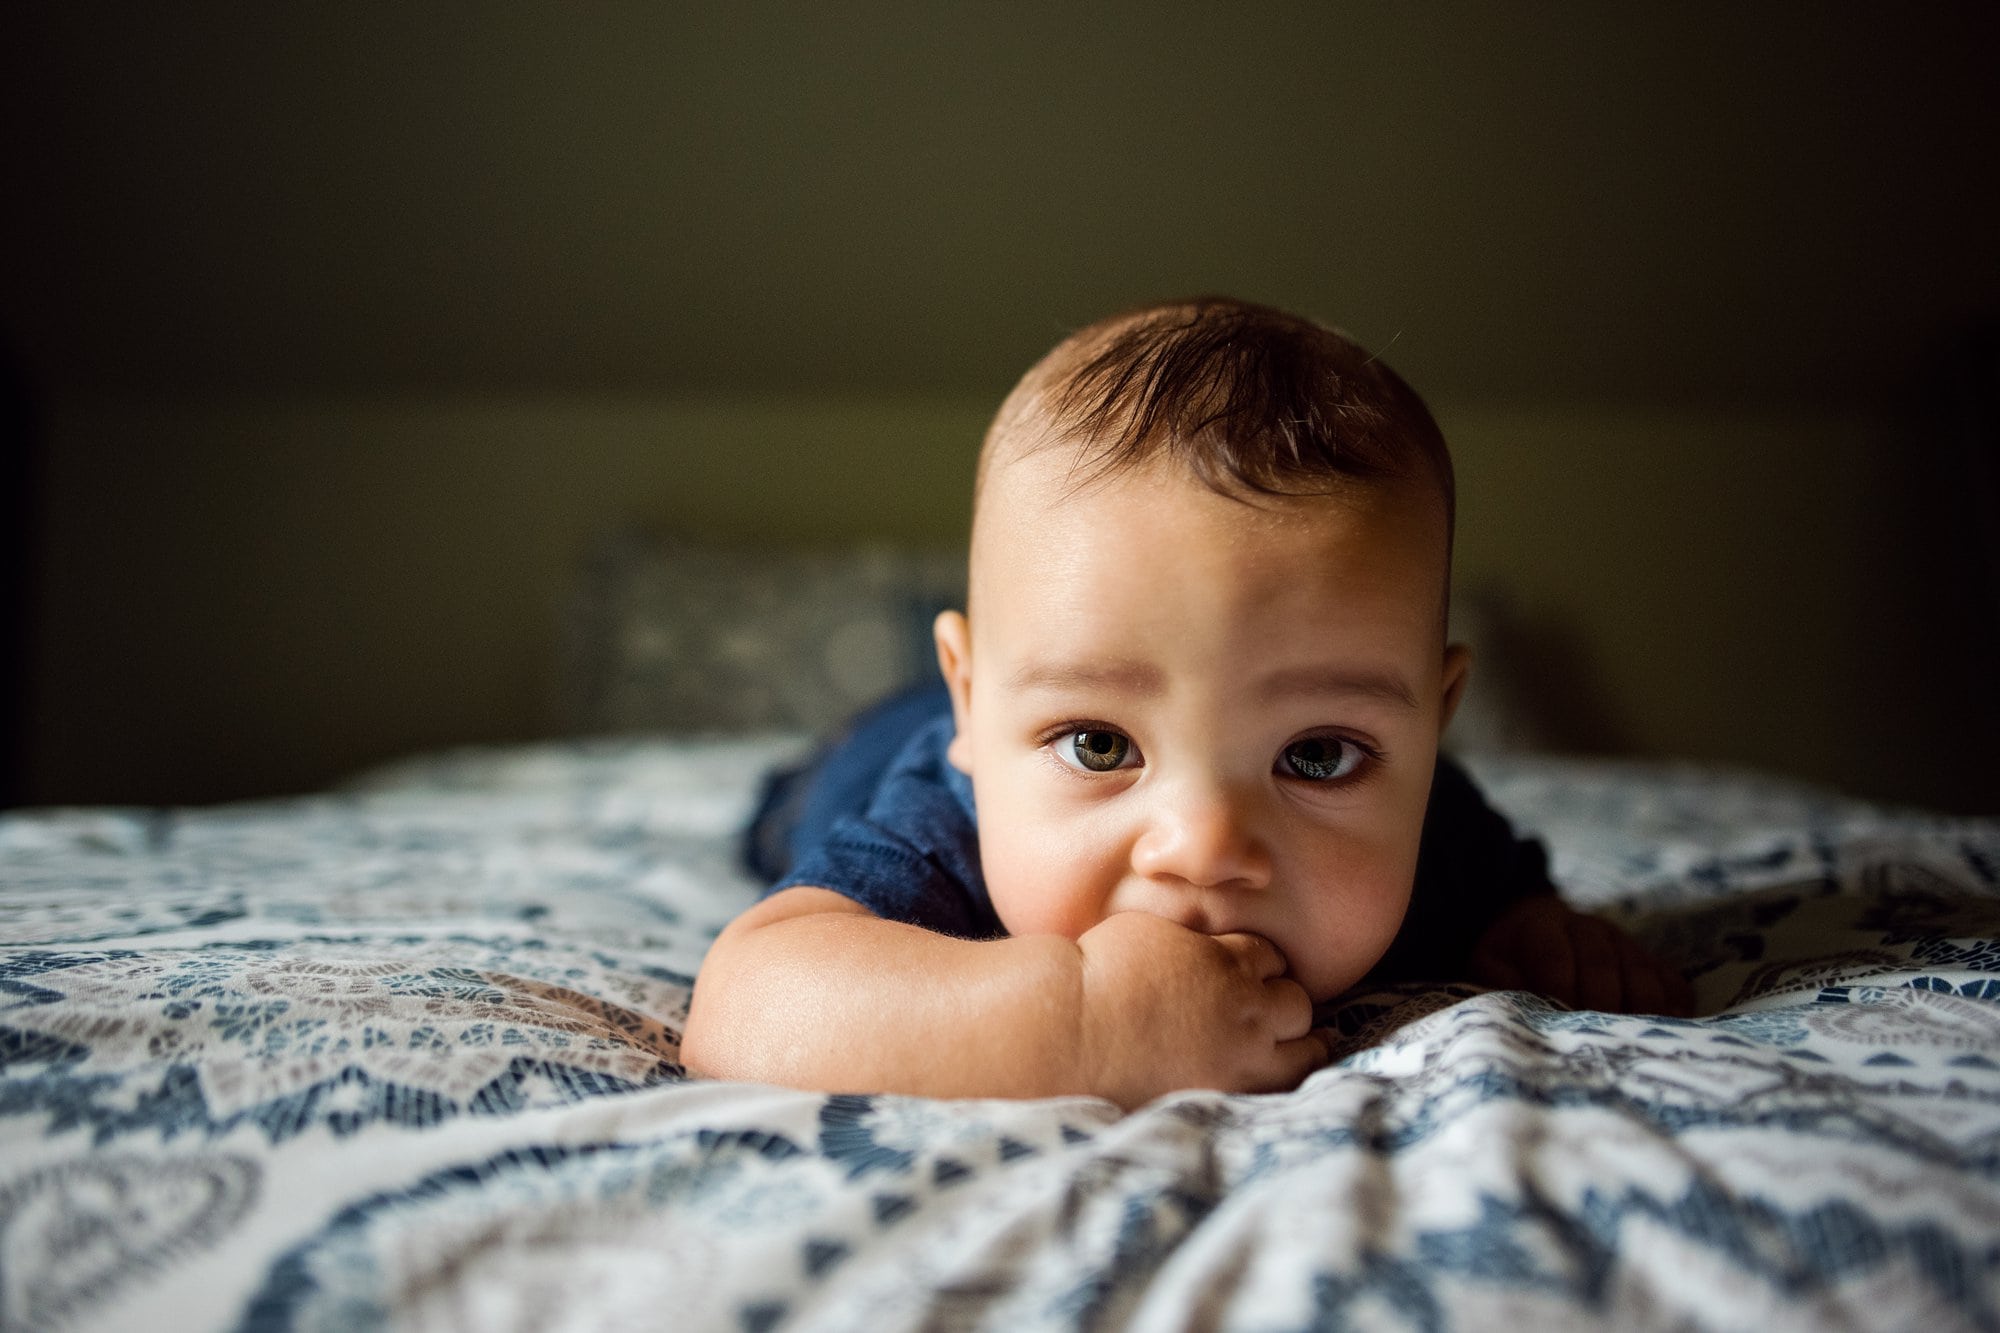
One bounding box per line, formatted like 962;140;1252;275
1054;729;1138;773
1278;736;1369;783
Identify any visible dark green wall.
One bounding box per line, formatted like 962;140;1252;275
4;4;1996;810
6;4;1993;404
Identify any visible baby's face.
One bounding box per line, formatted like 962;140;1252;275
935;449;1467;1002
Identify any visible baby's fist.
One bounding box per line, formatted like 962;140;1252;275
1469;895;1694;1016
1074;912;1327;1107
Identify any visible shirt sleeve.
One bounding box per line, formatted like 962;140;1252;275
1369;754;1556;983
764;716;1001;940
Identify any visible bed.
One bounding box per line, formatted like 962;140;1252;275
4;540;1998;1331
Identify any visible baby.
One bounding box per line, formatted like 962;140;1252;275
683;297;1690;1109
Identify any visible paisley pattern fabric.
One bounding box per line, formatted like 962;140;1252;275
1;740;1996;1331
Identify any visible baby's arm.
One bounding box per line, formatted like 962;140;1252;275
1468;895;1695;1015
682;887;1327;1109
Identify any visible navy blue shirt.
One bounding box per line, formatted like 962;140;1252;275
745;686;1553;983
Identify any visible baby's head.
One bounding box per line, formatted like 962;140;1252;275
934;297;1470;1001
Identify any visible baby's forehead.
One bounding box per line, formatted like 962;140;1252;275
973;438;1445;543
970;447;1449;619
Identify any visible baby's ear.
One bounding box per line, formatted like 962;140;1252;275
1437;642;1474;736
933;610;975;773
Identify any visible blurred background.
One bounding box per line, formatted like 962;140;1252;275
3;2;1996;812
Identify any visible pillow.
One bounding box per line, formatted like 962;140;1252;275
559;529;965;737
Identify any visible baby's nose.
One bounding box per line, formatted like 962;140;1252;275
1128;784;1272;890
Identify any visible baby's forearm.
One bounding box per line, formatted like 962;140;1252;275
685;890;1328;1108
682;889;1092;1100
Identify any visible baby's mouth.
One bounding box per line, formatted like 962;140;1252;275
1112;894;1257;945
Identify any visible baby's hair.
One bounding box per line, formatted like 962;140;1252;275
984;296;1454;532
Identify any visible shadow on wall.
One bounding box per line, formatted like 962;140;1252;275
1899;319;2000;805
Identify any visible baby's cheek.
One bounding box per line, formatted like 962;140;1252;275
981;823;1118;940
1286;866;1417;1002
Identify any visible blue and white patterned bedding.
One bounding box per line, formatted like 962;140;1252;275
2;739;1997;1331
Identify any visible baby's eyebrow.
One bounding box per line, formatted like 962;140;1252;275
1006;659;1166;696
1003;659;1418;710
1257;664;1420;710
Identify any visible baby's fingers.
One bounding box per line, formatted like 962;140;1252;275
1469;948;1527;994
1569;915;1629;1012
1216;931;1289;980
1260;973;1316;1041
1615;934;1696;1017
1275;1029;1334;1087
1231;1029;1332;1096
1661;966;1697;1017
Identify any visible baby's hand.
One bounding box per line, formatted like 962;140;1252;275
1073;911;1328;1108
1469;895;1695;1016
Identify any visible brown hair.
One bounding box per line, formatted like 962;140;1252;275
983;296;1454;532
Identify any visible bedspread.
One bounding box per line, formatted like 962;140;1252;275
1;739;1997;1331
